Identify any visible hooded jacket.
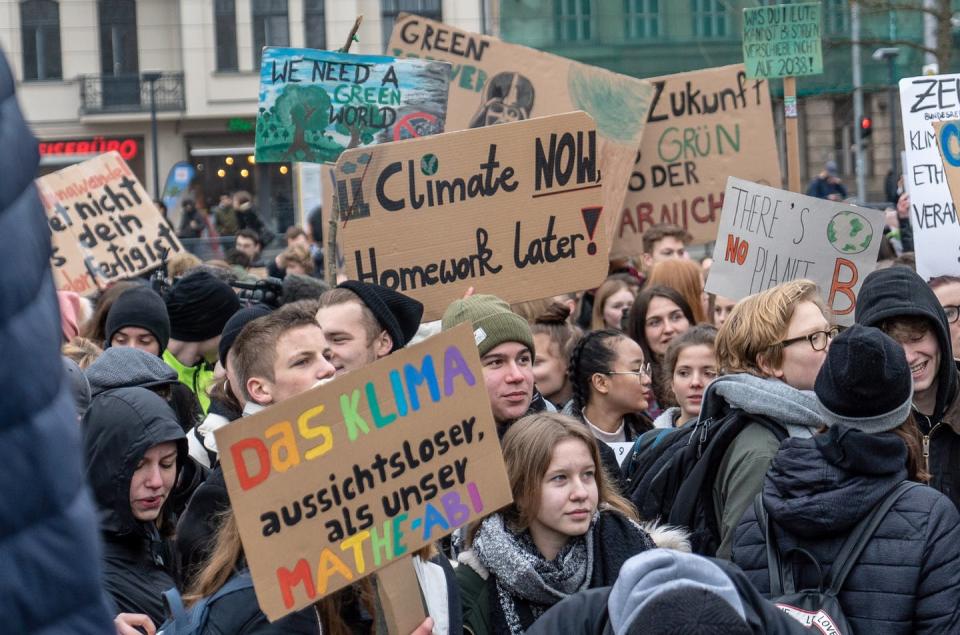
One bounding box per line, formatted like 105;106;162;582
855;266;960;507
0;49;114;632
732;425;960;634
700;374;826;558
84;387;188;624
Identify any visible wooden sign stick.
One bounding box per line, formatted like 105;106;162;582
376;556;428;634
783;76;801;193
325;15;364;286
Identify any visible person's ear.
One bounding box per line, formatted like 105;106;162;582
641;252;653;269
246;376;273;406
756;352;784;381
375;331;394;358
590;372;610;396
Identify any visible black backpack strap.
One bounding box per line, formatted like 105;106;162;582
827;481;920;594
754;493;785;596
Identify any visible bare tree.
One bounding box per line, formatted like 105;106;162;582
846;0;953;71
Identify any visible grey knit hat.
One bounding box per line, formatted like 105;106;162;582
814;324;913;434
85;346;178;398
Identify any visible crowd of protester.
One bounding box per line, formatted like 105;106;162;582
6;47;960;635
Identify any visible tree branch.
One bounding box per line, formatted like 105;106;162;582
853;0;953;20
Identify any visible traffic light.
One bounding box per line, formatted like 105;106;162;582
860;117;873;140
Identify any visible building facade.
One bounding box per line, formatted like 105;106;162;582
499;0;960;202
0;0;484;234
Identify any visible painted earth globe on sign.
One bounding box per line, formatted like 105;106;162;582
827;210;874;255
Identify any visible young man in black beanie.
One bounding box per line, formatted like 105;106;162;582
315;281;424;376
856;266;960;509
163;270;241;414
105;285;170;357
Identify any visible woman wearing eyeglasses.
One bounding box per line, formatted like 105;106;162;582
680;279;843;559
564;329;655;488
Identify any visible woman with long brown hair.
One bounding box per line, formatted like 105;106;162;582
456;413;659;635
731;325;960;634
179;509;453;634
646;258;708;325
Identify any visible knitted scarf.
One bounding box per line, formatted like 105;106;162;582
472;513;594;634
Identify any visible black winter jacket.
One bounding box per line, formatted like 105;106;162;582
526;558;807;635
732;425;960;635
0;50;114;632
84;387;189;624
856;266;960;508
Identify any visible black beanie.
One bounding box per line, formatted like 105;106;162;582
814;324;913;434
337;281;424;351
627;588;752;635
165;271;241;343
219;304;273;365
105;285;171;353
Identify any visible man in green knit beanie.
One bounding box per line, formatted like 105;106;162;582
443;294;551;435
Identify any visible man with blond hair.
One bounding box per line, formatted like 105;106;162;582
694;279;837;558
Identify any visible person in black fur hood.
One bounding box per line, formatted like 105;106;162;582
83;386;188;626
856;265;960;508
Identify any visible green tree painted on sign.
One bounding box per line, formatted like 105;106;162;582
335;110;379;150
273;84;333;159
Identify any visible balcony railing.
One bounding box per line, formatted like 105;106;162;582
79;72;185;115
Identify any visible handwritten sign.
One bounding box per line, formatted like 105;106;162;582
214;324;512;621
334;112;608;321
388;15;653;247
36;152;183;296
901;74;960;278
934;120;960;242
255;48;451;163
617;65;780;253
743;3;823;80
705;177;884;324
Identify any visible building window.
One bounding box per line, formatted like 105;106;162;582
691;0;728;38
824;0;848;36
556;0;592;42
99;0;138;75
21;0;62;80
304;0;325;49
625;0;659;39
381;0;442;48
215;0;238;71
252;0;289;68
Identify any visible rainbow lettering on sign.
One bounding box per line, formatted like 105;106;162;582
228;345;476;491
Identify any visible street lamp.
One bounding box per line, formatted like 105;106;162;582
872;47;900;178
142;72;162;200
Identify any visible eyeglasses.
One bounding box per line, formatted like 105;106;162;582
605;363;652;379
944;306;960;324
779;325;843;352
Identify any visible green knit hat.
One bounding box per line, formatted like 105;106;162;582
441;294;535;358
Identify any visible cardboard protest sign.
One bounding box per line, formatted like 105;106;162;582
214;324;512;621
618;64;780;253
705;178;884;324
333;112;608;321
742;3;823;80
387;15;652;251
256;48;451;163
934;120;960;228
899;74;960;279
36;152;184;296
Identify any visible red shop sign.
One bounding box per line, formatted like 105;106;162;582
39;137;140;161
